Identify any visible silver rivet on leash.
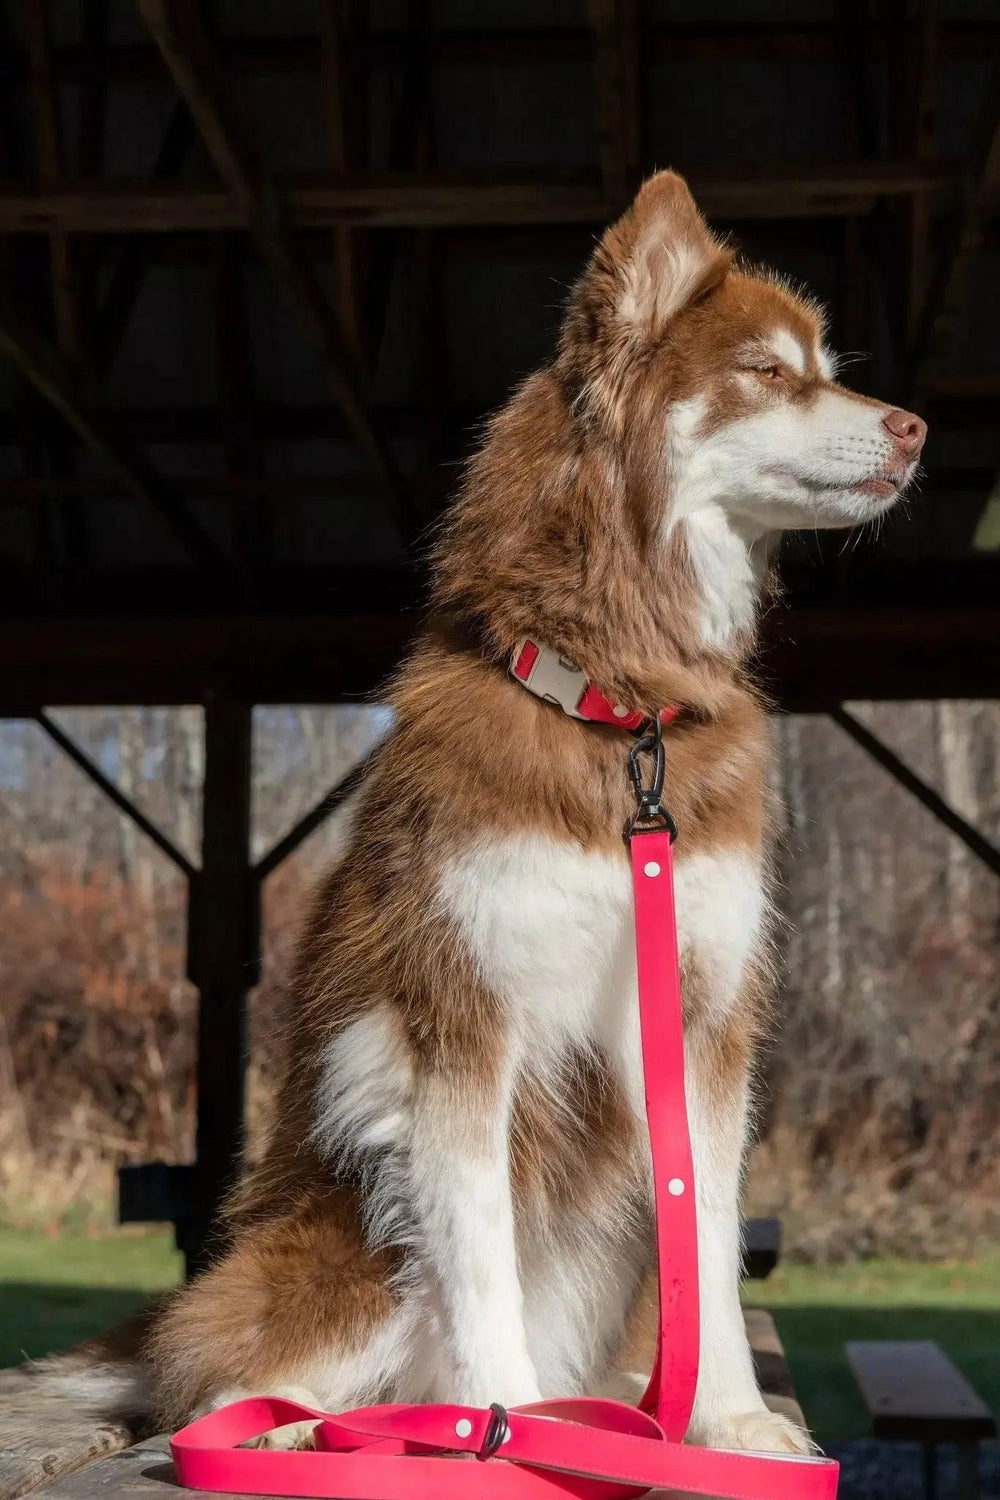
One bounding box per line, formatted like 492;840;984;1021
668;1178;685;1196
643;860;661;878
612;703;630;718
455;1418;473;1438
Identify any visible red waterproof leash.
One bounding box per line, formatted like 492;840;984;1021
172;742;839;1498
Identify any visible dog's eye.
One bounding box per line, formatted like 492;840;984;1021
738;362;784;382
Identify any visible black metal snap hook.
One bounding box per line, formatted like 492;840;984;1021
626;715;677;840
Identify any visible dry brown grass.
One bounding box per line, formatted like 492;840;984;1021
0;854;298;1232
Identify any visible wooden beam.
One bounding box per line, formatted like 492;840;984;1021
75;0;110;369
214;232;268;581
253;758;371;881
927;372;1000;401
0;309;232;570
835;0;871;373
2;601;999;711
134;0;419;548
0;473;397;501
0;159;959;234
14;23;1000;82
911;60;1000;399
588;0;642;209
904;0;941;344
832;706;1000;878
360;0;433;365
186;701;253;1276
22;0;80;359
20;0;97;602
0;608;417;711
317;0;361;360
91;102;196;381
0;397;467;445
762;601;1000;708
35;709;196;876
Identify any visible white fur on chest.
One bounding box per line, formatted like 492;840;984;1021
438;833;765;1107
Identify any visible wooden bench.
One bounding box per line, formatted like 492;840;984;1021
0;1365;142;1500
847;1340;997;1500
743;1216;781;1281
1;1309;808;1500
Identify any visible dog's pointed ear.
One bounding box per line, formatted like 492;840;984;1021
607;171;731;332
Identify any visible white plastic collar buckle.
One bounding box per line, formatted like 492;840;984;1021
511;639;588;719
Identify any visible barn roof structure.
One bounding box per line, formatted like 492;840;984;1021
1;0;998;1268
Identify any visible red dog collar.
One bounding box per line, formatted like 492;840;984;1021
510;638;678;732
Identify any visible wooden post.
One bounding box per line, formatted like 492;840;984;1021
184;700;256;1277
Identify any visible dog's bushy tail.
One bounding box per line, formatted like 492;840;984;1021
6;1295;166;1427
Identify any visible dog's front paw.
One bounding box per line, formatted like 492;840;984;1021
246;1419;318;1451
594;1370;648;1405
206;1383;321;1451
689;1407;814;1456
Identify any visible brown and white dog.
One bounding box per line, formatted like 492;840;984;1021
135;172;924;1454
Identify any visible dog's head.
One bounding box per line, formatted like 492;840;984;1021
560;171;926;535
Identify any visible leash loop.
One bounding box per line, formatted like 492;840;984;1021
478;1403;510;1459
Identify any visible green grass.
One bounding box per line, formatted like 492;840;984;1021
749;1250;1000;1440
0;1227;181;1368
2;1228;998;1442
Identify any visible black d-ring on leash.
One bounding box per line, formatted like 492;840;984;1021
627;714;678;840
478;1403;509;1459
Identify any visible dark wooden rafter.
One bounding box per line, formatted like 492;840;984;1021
91;1;228;381
134;0;420;551
841;0;910;380
588;0;642;211
414;193;449;487
911;59;1000;400
904;0;942;345
317;0;361;361
11;22;1000;81
0;8;55;600
24;0;109;579
3;602;1000;712
75;0;110;366
78;0;109;181
0;472;407;501
0;310;232;571
253;757;372;882
35;709;196;877
835;0;872;408
91;102;196;382
831;706;1000;879
186;701;252;1276
22;0;79;361
214;232;268;584
356;0;443;486
0;160;958;233
358;0;433;365
35;705;377;889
